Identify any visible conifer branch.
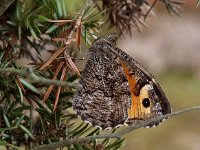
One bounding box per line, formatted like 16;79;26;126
0;67;79;88
30;105;200;150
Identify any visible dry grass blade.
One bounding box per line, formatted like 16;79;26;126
53;67;67;111
43;85;54;103
64;51;81;77
74;15;82;47
39;45;66;70
54;86;62;111
43;62;65;103
76;24;82;47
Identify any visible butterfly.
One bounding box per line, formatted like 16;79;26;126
73;33;171;130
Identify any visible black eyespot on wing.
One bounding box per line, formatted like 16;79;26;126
142;98;150;108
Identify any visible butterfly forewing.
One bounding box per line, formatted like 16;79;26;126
73;33;171;129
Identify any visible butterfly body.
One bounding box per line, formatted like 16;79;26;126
73;33;171;130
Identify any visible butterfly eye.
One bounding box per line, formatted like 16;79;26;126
142;98;150;108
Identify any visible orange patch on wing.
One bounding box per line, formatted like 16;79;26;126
121;63;141;119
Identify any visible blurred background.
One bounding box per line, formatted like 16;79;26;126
119;1;200;149
1;0;200;149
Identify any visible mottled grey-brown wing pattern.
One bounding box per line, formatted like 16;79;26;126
72;33;171;129
73;38;131;129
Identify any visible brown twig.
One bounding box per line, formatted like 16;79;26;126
0;67;79;88
30;105;200;150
